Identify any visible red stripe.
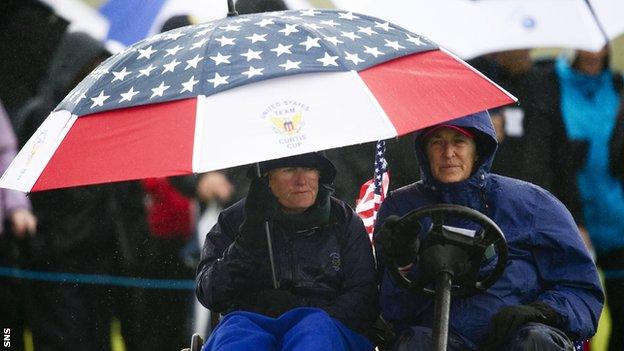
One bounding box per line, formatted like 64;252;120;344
33;99;197;191
359;50;515;135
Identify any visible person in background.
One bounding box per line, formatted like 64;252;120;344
0;99;37;351
196;153;378;351
13;31;150;351
549;47;624;351
374;111;603;350
469;50;590;249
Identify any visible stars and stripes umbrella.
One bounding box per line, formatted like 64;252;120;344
0;8;515;193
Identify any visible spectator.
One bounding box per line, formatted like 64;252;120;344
196;153;378;350
374;111;603;350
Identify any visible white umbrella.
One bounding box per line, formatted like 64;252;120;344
330;0;620;59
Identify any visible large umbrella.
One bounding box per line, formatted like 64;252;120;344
330;0;623;59
0;8;515;193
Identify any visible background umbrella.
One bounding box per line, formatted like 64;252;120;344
329;0;623;59
0;8;515;193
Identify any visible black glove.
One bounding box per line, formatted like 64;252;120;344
254;289;300;318
374;215;421;267
236;177;278;251
484;302;562;350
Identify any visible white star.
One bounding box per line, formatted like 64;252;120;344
181;76;199;93
345;52;364;65
191;38;208;49
320;20;340;27
375;21;393;31
240;49;262;61
300;36;321;51
323;36;344;46
279;24;299;36
90;90;109;108
210;52;231;65
255;18;275;27
151;82;170;98
74;92;86;103
406;34;425;46
138;64;156;77
219;24;241;32
137;46;157;59
207;73;229;87
363;46;384;58
119;87;139;102
384;39;405;50
162;59;181;73
341;31;361;41
299;9;321;16
195;27;212;36
215;36;236;46
317;52;339;67
303;23;323;30
186;55;204;69
271;43;293;57
358;26;378;36
165;45;184;57
246;33;267;43
164;31;184;40
242;66;264;78
279;60;301;70
234;17;251;23
338;12;360;20
112;67;132;82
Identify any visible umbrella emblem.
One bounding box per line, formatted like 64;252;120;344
270;111;304;136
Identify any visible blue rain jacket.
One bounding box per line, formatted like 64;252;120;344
374;111;603;349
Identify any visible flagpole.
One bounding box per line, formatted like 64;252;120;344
256;163;279;289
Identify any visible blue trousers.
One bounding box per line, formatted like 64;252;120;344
394;323;574;351
202;307;373;351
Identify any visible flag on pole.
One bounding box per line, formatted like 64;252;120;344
356;140;389;240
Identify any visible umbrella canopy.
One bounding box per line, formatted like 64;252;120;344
330;0;622;59
0;9;515;193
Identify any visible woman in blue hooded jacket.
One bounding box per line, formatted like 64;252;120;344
374;111;603;350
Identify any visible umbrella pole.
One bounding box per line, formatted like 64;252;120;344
226;0;239;17
256;163;279;289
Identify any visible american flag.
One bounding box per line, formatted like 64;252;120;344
356;140;389;239
56;9;436;116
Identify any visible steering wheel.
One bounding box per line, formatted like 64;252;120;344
387;204;508;297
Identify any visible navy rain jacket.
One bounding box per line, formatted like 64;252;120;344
374;111;603;349
196;197;379;335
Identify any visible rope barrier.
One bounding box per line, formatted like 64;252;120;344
0;266;195;290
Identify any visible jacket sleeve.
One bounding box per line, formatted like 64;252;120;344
195;206;260;313
531;191;604;339
321;210;379;334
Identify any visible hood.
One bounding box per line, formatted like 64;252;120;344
414;111;498;187
248;152;337;185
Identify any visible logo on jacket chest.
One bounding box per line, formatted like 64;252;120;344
329;252;341;272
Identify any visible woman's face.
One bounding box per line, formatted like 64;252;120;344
425;128;478;183
268;167;319;214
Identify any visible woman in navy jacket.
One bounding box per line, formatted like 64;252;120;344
374;111;603;350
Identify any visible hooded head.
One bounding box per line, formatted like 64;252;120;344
414;111;498;186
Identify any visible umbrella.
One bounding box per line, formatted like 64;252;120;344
329;0;623;60
0;8;515;193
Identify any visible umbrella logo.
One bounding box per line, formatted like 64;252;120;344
263;100;310;149
521;15;536;30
